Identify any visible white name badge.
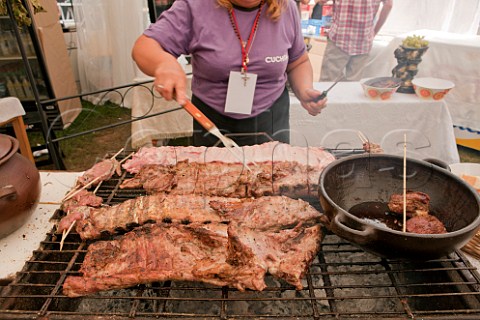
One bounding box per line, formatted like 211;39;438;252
225;71;257;115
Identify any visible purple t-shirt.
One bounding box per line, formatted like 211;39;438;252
144;0;306;119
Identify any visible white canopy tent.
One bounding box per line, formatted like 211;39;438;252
72;0;150;106
380;0;480;35
71;0;480;105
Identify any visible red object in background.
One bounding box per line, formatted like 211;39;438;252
322;5;332;17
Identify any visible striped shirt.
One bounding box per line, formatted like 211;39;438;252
328;0;385;55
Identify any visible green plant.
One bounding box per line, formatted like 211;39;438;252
402;34;429;48
0;0;44;27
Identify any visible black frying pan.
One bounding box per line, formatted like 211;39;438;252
318;154;480;260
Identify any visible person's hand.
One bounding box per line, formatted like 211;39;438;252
153;59;188;106
301;88;327;116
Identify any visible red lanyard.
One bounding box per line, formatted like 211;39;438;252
229;1;264;74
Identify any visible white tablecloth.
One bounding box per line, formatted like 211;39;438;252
289;81;460;164
0;171;81;280
363;29;480;132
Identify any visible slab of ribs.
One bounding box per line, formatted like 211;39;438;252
62;196;323;297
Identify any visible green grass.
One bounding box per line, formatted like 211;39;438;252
29;100;131;171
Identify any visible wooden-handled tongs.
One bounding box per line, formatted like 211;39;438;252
182;99;253;171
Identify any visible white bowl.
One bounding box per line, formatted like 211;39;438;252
412;77;455;100
360;77;402;100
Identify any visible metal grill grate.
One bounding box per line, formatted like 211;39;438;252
1;169;480;319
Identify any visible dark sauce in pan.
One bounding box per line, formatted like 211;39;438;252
348;201;403;231
349;201;446;233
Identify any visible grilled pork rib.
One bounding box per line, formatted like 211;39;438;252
122;141;335;174
120;160;319;198
63;222;323;297
226;224;322;290
63;223;264;297
59;195;321;240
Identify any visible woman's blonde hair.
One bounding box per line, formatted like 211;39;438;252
217;0;287;21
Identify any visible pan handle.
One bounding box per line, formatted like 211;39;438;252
331;214;374;245
423;158;450;171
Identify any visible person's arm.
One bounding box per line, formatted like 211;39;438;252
374;0;393;36
131;34;188;105
287;53;327;116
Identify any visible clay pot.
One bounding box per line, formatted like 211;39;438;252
0;134;41;239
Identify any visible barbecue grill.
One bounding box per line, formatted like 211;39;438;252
1;161;480;319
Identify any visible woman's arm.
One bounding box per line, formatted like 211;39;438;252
132;34;188;105
287;52;327;116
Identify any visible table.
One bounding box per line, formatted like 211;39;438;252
289;81;460;164
363;29;480;135
0;171;81;280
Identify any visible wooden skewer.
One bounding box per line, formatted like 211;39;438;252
356;130;369;144
62;175;103;202
93;180;103;194
60;219;76;251
402;133;407;233
61;184;82;201
110;147;125;160
119;151;134;165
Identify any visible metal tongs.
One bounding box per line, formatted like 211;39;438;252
182;99;253;171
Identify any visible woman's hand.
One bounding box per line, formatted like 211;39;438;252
132;35;188;105
153;59;188;105
300;88;327;116
286;53;327;116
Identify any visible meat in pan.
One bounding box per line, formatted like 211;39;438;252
387;191;447;234
388;191;430;217
406;214;447;234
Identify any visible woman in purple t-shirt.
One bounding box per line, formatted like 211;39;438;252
132;0;326;146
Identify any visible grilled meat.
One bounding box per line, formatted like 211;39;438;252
209;195;321;231
226;224;321;289
406;214;447;234
122;141;335;174
60;189;103;214
120;160;319;198
76;158;122;187
388;191;430;217
72;195;229;240
58;194;321;240
63;221;323;297
63;223;264;297
362;142;384;154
